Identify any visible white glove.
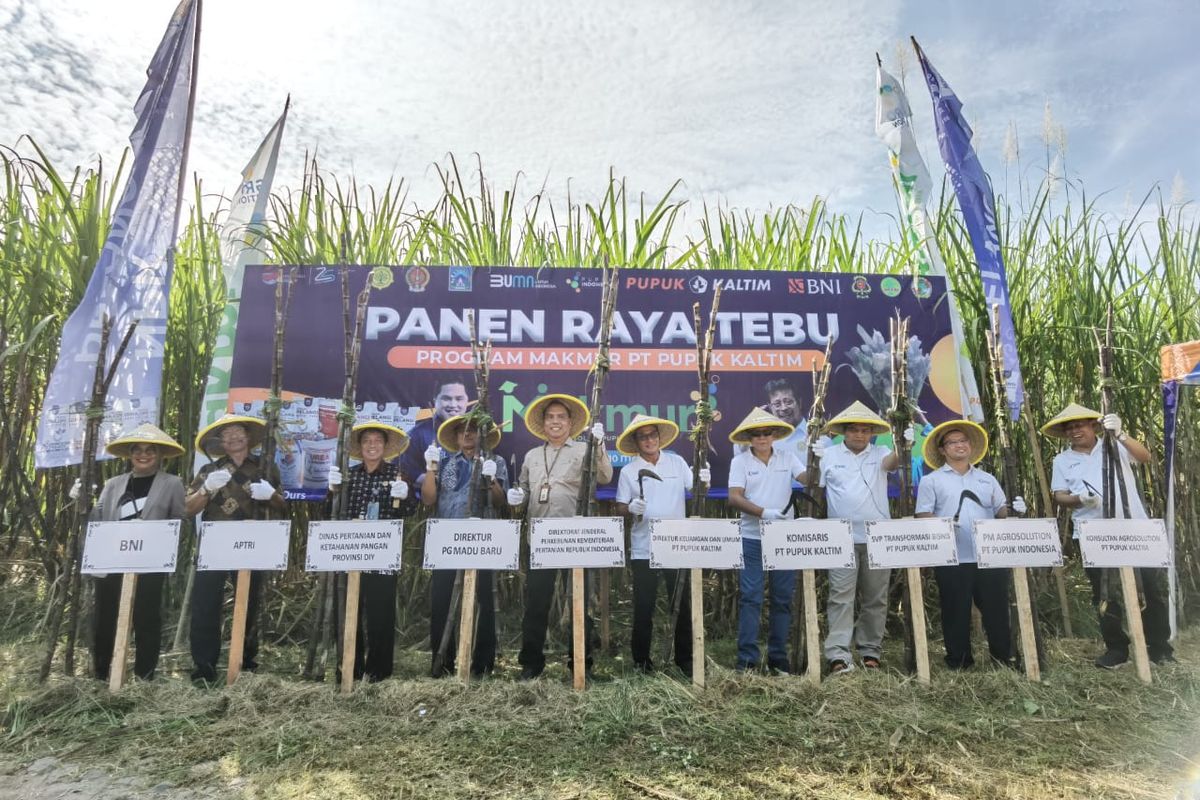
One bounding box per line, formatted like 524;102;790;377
390;480;408;500
590;422;605;442
628;498;648;516
1011;496;1027;514
761;508;788;521
424;444;441;471
204;469;232;493
1102;413;1122;436
1080;491;1102;510
481;459;498;480
811;440;827;459
326;466;342;489
507;487;526;506
250;480;276;501
69;478;82;500
903;426;916;445
698;467;711;486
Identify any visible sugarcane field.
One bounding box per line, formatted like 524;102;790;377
2;2;1200;799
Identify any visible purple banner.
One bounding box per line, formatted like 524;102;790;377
914;40;1025;420
229;266;966;500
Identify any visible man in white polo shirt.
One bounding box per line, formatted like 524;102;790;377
1044;403;1174;668
811;401;911;674
614;414;709;675
915;419;1026;670
727;408;807;674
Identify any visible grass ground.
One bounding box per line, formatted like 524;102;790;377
2;626;1198;799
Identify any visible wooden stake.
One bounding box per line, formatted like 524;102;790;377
1011;566;1040;681
225;569;251;685
906;567;930;685
572;567;586;690
1119;567;1152;685
456;569;478;683
802;569;820;683
690;567;704;689
108;573;138;692
340;571;361;694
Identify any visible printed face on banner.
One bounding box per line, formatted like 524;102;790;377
229;266;963;498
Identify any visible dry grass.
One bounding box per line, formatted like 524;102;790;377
2;628;1198;799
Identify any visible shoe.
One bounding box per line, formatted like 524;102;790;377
828;659;855;675
633;660;655;675
768;663;791;677
1150;652;1178;665
734;661;758;674
518;666;543;681
1094;650;1129;669
861;656;881;670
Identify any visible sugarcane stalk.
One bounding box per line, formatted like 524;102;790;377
887;312;919;674
41;315;139;680
661;286;721;667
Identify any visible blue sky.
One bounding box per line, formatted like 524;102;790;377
1;0;1196;241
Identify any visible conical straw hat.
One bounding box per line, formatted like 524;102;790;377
106;423;184;460
824;400;890;436
349;422;410;460
729;407;794;445
437;414;502;453
523;394;590;441
616;414;680;456
923;419;989;469
1039;402;1101;438
195;413;266;458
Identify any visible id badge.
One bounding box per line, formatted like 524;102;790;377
538;483;551;504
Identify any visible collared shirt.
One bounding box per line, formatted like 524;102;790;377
343;461;409;521
190;455;280;521
518;439;614;519
727;449;805;540
1051;440;1148;531
915;463;1005;563
435;451;509;519
400;417;438;489
614;450;690;559
819;442;893;543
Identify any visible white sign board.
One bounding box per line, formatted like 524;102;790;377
866;518;959;569
306;519;404;572
649;518;743;569
422;518;521;570
1077;518;1172;569
972;518;1063;569
529;517;624;569
197;520;291;571
761;518;855;571
82;520;181;574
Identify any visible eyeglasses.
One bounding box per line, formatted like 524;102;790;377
941;437;970;447
749;430;775;438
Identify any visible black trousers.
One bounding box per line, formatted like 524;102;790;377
354;572;398;681
430;569;496;676
934;563;1012;669
1086;567;1173;659
631;560;692;671
190;569;264;682
518;568;595;674
92;573;164;680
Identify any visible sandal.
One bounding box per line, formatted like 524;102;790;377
862;656;881;670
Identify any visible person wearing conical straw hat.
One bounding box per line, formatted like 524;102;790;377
325;421;413;682
726;407;809;674
811;401;913;675
184;413;286;684
421;413;508;678
80;424;186;682
915;419;1026;670
1044;402;1174;668
614;413;709;676
507;393;612;680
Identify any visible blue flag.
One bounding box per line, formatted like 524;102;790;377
36;0;200;468
913;39;1024;420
